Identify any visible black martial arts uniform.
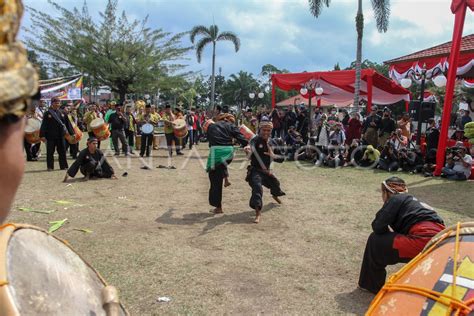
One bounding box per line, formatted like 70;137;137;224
207;121;248;208
66;148;114;178
358;194;445;293
40;108;74;170
246;136;285;210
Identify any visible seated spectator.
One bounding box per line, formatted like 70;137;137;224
378;143;399;172
422;148;438;176
450;128;468;142
285;126;304;161
388;129;408;150
324;147;344;168
345;139;363;167
397;148;423;173
359;145;380;168
441;145;473;180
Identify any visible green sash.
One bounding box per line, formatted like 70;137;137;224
206;146;234;172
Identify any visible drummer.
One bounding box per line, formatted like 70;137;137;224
358;177;445;294
162;104;183;156
137;105;154;157
24;104;41;161
63;137;117;182
83;103;101;148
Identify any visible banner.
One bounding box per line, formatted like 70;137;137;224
40;76;83;100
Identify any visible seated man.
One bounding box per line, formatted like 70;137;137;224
63;137;117;182
358;177;445;294
398;148;424;173
441;144;473;181
388;129;408;150
378;143;399;172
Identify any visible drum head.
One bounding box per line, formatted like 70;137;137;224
173;119;186;129
141;123;153;134
6;228;125;315
90;118;104;129
24;118;41;133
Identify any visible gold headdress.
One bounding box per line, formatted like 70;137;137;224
0;0;39;119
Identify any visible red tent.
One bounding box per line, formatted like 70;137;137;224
276;95;353;107
271;69;410;111
385;34;474;83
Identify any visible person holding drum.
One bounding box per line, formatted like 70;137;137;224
162;104;183;156
24;103;41;161
63;137;117;182
358;177;445;294
40;97;75;170
138;109;154;157
83;103;101;148
108;104;130;156
244;121;286;224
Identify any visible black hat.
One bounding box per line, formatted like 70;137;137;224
165;104;171;109
87;136;98;143
216;105;222;111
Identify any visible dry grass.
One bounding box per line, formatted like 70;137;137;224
9;143;473;315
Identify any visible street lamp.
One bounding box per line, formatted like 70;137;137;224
399;65;447;146
249;91;264;109
300;79;324;138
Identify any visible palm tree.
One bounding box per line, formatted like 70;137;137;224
309;0;390;110
190;24;240;109
223;71;258;110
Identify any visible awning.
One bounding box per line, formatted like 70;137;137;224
271;69;410;110
385;34;474;84
276;95;352;107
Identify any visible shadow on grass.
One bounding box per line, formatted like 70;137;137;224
155;203;278;235
334;289;374;315
24;169;60;174
408;180;473;217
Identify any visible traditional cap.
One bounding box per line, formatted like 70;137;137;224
0;0;39;119
259;120;273;130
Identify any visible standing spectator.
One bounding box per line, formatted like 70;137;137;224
425;118;439;153
185;109;195;150
341;109;350;130
63;104;79;159
346;112;362;145
108;104;129;156
296;107;309;144
397;113;412;141
124;105;137;154
362;106;381;148
461;110;472;129
379;108;396;147
271;108;282;138
389;128;408;150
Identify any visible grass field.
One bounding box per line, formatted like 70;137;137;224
9;144;474;315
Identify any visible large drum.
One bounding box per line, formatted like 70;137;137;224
239;124;256;141
91;118;110;141
0;223;128;315
173;119;188;139
24;118;41;144
141;123;153;135
367;222;474;316
65;123;83;144
202;119;214;133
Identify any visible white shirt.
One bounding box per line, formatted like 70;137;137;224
453;154;473;178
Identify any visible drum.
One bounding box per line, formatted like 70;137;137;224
367;222;474;316
135;135;141;150
24;118;41;144
91;118;110;141
173;119;188;139
202;119;214;133
65;123;83;144
0;223;128;315
141;123;153;135
239;124;256;141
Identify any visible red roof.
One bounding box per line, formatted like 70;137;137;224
384;34;474;65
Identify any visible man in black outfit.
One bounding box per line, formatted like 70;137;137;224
40;97;74;170
108;104;129;156
245;121;285;223
378;108;396;147
425;118;440;152
358;177;445;294
206;114;248;214
63;137;116;182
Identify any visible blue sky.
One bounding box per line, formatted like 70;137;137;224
22;0;474;78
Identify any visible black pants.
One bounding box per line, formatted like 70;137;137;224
140;133;153;157
65;141;79;159
125;130;135;151
246;169;285;210
165;132;181;156
112;129;128;154
271;128;282;138
88;132;101;148
46;138;68;170
358;232;409;294
208;162;231;208
80;161;113;178
24;139;40;161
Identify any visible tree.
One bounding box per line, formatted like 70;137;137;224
222;71;258;109
309;0;390;109
190;24;240;109
334;62;341;71
26;0;190;102
26;49;49;80
345;59;389;77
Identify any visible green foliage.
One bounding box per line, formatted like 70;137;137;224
25;0;190;102
345;59;389;77
26;49;49;80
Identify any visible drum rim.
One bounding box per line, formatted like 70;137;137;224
423;221;474;251
0;223;128;315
